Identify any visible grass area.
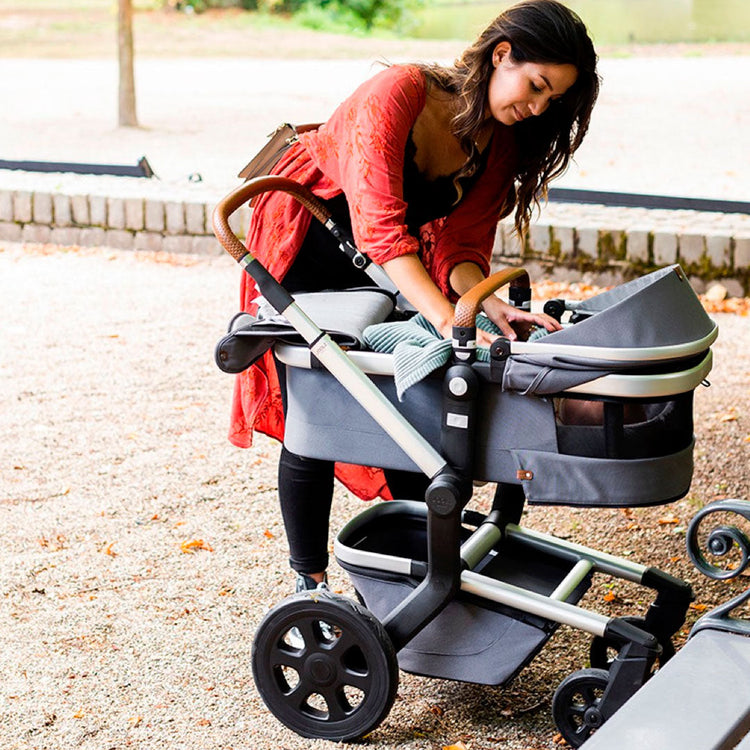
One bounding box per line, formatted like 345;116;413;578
0;1;748;59
0;3;468;59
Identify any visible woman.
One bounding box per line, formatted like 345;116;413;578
230;0;600;592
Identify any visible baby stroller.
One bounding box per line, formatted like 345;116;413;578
212;177;718;747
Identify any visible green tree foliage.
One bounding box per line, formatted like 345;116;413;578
163;0;418;31
297;0;419;31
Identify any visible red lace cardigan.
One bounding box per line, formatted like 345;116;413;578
229;64;518;500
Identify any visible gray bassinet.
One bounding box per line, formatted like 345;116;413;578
278;264;716;507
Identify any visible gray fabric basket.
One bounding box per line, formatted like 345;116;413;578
336;504;591;684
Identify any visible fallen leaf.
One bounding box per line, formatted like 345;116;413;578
658;515;680;525
128;715;142;726
603;591;617;602
180;539;213;554
105;543;117;557
263;529;275;539
73;709;85;719
690;603;709;612
719;413;737;422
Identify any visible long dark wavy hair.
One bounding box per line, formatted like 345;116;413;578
418;0;599;236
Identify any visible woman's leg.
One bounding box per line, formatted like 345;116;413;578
278;445;334;577
274;197;370;587
383;468;430;502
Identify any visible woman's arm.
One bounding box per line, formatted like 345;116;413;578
381;254;456;339
382;256;561;345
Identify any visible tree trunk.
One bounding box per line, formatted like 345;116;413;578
118;0;138;127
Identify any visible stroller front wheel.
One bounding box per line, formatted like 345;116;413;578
552;667;610;747
251;591;399;741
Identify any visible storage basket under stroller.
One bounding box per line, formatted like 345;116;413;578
335;499;594;685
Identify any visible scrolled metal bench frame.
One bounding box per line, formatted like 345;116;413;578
687;499;750;638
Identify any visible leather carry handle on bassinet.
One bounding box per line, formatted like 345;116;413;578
453;267;531;327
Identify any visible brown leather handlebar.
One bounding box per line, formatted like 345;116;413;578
454;267;530;327
211;176;332;263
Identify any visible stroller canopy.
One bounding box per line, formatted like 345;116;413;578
504;265;718;396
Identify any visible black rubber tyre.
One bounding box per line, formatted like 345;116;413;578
589;616;675;672
552;667;610;747
251;591;399;742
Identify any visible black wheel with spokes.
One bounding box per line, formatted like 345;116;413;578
251;591;399;742
552;667;610;747
589;616;675;672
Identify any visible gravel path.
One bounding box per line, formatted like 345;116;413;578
1;241;748;749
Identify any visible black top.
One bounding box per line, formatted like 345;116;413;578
402;132;490;233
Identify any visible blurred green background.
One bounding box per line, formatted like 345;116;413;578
0;0;747;58
411;0;749;44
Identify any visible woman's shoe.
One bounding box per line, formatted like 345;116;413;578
289;572;333;647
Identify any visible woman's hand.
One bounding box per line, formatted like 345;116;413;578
380;254;457;340
482;294;562;342
450;262;562;344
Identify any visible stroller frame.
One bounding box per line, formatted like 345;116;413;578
213;177;706;746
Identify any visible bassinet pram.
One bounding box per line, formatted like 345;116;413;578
212;177;717;746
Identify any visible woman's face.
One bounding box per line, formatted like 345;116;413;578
487;41;578;126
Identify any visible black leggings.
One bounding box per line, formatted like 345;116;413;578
276;212;429;574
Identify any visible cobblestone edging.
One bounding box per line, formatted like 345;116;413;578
494;201;750;296
1;184;749;295
0;187;251;257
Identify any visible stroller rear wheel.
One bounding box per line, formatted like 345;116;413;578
552;667;610;747
251;591;399;741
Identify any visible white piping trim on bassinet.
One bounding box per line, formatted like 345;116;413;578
509;325;718;362
275;344;713;399
563;349;712;398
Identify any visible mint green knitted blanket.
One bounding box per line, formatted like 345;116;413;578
362;313;502;400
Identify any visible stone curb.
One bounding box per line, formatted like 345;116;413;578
0;188;252;258
1;187;748;295
494;202;750;296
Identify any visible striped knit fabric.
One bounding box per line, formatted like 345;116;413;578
363;313;504;400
